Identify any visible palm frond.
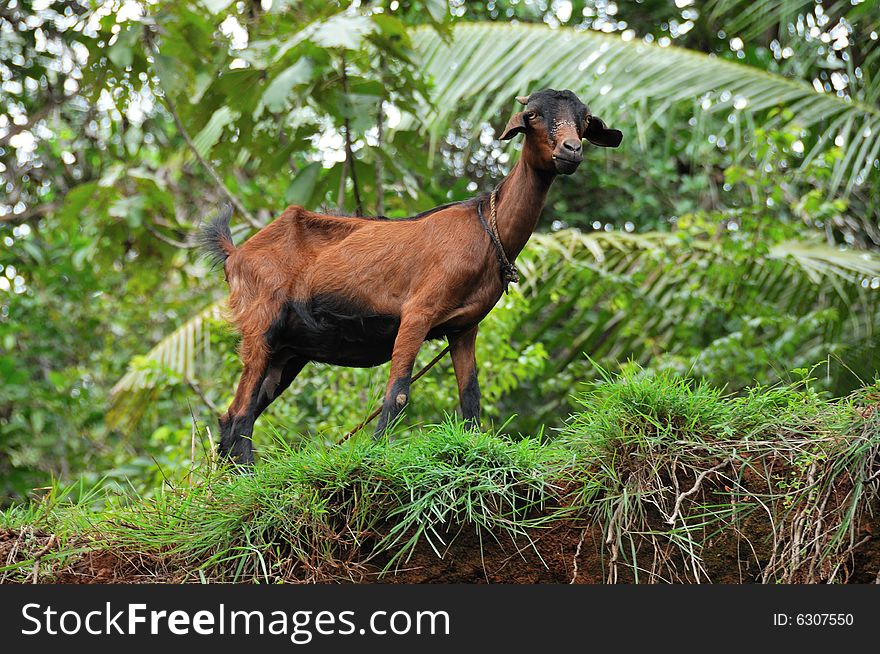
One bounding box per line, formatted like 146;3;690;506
768;239;880;284
706;0;880;42
509;229;880;425
706;0;817;40
107;301;224;429
706;1;880;108
410;22;880;194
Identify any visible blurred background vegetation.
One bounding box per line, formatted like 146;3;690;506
2;0;880;503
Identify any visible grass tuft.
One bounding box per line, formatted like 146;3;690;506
90;419;566;582
560;366;880;583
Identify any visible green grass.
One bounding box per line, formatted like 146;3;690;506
2;366;879;584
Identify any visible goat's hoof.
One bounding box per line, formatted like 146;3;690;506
217;441;255;471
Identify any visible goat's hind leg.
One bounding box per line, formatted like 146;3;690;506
218;336;270;466
253;355;307;420
449;326;481;430
219;352;308;466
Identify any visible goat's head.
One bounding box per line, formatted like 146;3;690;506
498;88;622;175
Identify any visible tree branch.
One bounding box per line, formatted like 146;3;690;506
374;54;386;216
0;202;58;224
337;157;348;211
375;98;385;216
144;31;260;230
188;379;220;415
147;224;198;249
161;91;262;230
340;54;363;216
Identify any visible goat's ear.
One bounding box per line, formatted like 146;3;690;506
498;111;527;141
583;116;623;148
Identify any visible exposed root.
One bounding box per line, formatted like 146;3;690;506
570;528;587;584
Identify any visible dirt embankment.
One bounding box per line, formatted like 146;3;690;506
4;511;878;584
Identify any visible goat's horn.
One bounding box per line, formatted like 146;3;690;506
515;95;530;105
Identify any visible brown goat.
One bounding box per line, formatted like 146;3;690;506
202;89;622;463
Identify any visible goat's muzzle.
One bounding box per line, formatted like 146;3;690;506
552;138;583;175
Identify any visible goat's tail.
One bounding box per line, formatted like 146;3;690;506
199;203;236;267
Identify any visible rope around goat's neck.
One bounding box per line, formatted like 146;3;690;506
488;187;520;292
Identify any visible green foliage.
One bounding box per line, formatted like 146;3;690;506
414;21;880;196
503;205;880;430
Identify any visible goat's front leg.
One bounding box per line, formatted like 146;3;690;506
449;326;480;429
375;311;432;438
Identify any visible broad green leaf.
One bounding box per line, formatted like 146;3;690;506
372;14;409;40
309;14;375;49
192;106;239;158
285;162;322;206
261;58;314;112
273;14;375;62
